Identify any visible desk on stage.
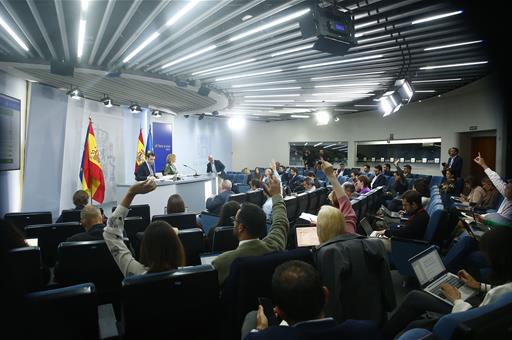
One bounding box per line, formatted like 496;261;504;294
115;174;219;216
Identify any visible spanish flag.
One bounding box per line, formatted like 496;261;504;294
79;119;105;203
134;128;145;173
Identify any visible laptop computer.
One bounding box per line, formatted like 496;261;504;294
381;205;401;219
25;238;38;247
409;246;478;305
359;218;374;236
296;226;320;247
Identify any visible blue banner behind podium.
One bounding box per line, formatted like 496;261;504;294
153;122;172;172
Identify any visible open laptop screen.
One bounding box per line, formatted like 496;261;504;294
296;227;320;247
410;248;445;286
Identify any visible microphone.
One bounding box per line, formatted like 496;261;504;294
183;164;200;177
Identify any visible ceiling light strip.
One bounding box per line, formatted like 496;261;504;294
412;10;463;25
232;80;297;88
192;58;256;75
167;0;200;26
161;45;217;69
271;43;314;57
123;32;160;63
229;8;310;42
424;40;483;51
419;61;487;70
216;69;282;81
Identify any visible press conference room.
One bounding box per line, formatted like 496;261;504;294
1;0;511;339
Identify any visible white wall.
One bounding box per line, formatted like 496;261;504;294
0;71;27;215
232;76;505;176
173;116;232;175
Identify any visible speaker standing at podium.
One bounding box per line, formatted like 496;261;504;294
206;155;226;179
135;151;157;181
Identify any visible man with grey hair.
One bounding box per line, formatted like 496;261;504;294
66;205;105;241
206;154;226;178
342;182;359;199
206;179;234;214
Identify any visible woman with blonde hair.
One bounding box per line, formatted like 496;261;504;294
163;153;177;176
316;205;346;243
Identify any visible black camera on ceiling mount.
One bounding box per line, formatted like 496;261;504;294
299;0;356;56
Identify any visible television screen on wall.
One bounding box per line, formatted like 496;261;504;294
0;93;21;171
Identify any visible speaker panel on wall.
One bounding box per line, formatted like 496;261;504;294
198;86;211;97
50;60;75;76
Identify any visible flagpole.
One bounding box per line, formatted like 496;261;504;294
89;117;93;206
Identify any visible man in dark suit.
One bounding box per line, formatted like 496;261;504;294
443;147;463;178
371;165;387;189
206;154;226;178
287;167;302;193
206;179;234;214
135;151;156;181
243;261;381;340
66;205;104;242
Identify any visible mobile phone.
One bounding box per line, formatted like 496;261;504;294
258;297;279;326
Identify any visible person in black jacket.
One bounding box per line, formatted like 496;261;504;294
205;179;234;214
376;190;429;240
66;205;105;242
135;151;157;181
287;167;302;193
371;165;387;189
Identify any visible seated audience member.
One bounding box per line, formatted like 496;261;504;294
403;164;413;178
243;261;381;340
321;161;356;234
460;176;486;206
477;177;500;211
384;227;512;338
375;190;429;240
307;171;321;188
248;178;261;192
349;169;359;183
242;167;251;175
314;206;395;324
371;165;387;189
287;167;301;193
206;179;234;215
66;205;105;242
336;163;346;177
166;194;185;214
135;151;157;181
212;176;289;285
355;175;371;195
207;201;240;248
342;182;358;200
162;153;177;176
361;164;371;177
386;170;408;198
104;179;186;276
413;179;430;208
303;177;316;193
383;163;392;176
262;168;273;186
56;190;89;223
439;169;457;194
473;153;512;221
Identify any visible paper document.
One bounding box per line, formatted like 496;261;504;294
299;212;317;224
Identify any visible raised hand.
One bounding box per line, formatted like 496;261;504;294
320;160;335;178
473;152;488;169
262;175;281;197
128;178;157;195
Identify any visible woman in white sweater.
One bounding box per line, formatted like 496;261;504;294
103;179;186;277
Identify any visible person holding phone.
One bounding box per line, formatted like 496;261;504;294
242;261;381;339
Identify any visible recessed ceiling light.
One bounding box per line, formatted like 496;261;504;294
192;58;256;75
290;115;310;118
229;8;310;42
419;61;487;70
123;32;160;63
271;43;314;57
161;45;217;69
412;78;461;83
215;69;282;81
311;71;385;81
166;0;200;26
315;82;380;88
298;54;383;69
0;16;29;51
242;15;253;21
232;80;297;88
424;40;483;51
412;10;463;25
235;86;302;92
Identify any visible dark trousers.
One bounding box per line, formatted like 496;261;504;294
383;290;452;339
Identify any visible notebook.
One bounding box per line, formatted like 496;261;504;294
200;253;220;266
409;246;478;305
296;226;320;247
